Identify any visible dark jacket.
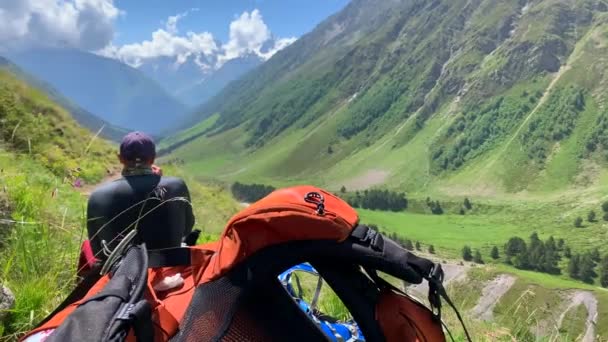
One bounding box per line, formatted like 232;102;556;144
86;174;195;259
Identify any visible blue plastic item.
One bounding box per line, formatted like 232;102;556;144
278;263;365;342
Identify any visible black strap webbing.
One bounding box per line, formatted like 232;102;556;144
428;277;472;342
364;266;472;342
351;225;384;251
147;247;192;268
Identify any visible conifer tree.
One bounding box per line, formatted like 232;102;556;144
491;246;500;260
463;197;472;210
600;255;608;288
473;250;484;264
588;210;596;222
462;246;473;261
591;248;601;262
403;239;414;251
568;254;580;279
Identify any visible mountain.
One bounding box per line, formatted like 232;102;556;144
0;57;117;181
134;53;263;108
0;56;128;142
7;47;189;137
176;55;263;107
136;55;210;107
163;0;608;197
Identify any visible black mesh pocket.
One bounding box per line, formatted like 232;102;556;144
169;273;248;342
170;263;330;342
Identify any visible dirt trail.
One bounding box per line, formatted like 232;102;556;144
79;172;122;197
557;291;598;342
470;274;517;321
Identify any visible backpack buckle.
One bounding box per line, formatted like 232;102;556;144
304;192;325;215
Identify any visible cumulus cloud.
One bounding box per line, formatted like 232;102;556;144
258;37;298;60
102;8;297;71
164;8;199;35
100;29;218;68
99;7;218;69
0;2;297;71
0;0;122;51
217;10;296;67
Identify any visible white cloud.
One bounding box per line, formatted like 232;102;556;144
99;7;218;69
258;37;298;60
218;10;271;64
217;10;297;67
0;0;122;51
100;29;218;68
102;8;297;71
164;8;198;35
0;3;297;71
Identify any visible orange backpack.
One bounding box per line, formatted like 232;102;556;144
21;185;471;342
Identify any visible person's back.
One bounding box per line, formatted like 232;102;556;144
85;131;195;262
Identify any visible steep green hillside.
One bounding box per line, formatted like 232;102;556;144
163;0;608;199
8;48;189;137
0;64;117;182
0;56;128;142
0;65;117;338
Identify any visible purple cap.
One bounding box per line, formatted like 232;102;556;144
119;131;156;163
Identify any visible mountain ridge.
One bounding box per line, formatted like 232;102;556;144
0;56;129;142
162;0;608;199
6;47;189;137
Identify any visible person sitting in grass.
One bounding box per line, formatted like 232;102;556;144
79;131;196;274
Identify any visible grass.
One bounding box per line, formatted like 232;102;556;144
558;304;587;340
0;150;95;339
157;113;220;151
494;280;566;339
159;164;242;235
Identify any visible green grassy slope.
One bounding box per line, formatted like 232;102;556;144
0;66;118;338
0;56;129;143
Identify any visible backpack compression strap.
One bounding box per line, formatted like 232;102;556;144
350;225;473;342
28;244;154;342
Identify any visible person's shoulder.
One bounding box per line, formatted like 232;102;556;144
160;176;188;186
89;177;126;198
159;176;190;192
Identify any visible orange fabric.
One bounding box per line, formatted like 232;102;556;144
202;186;358;282
21;247;215;342
375;289;446;342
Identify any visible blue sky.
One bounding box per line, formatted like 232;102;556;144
113;0;350;45
0;0;350;70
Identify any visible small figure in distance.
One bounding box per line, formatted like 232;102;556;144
78;131;196;276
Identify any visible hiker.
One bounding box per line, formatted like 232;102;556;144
82;131;196;269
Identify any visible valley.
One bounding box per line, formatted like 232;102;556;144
4;0;608;340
